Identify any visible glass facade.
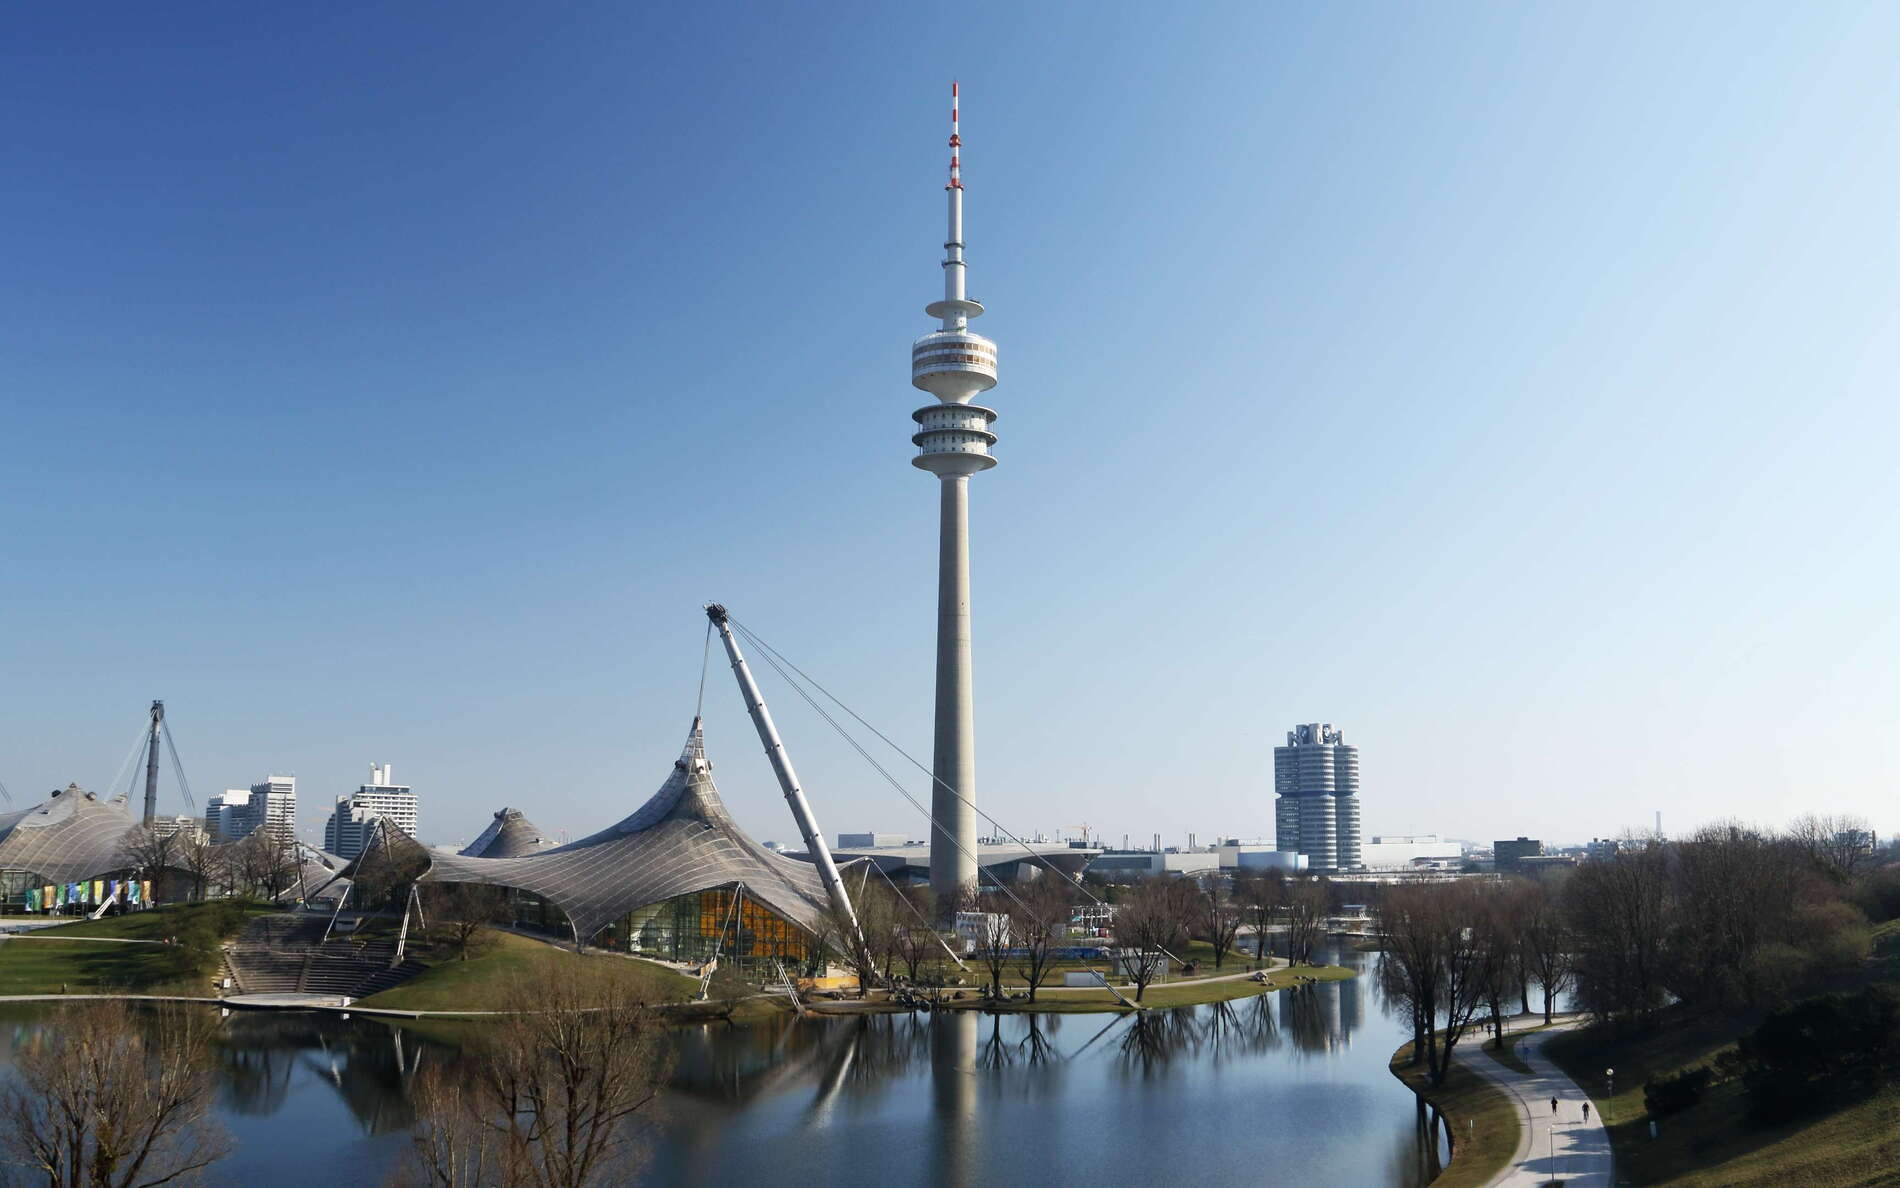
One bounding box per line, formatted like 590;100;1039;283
593;887;814;973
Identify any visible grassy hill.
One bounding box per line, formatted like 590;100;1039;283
0;902;268;995
1542;919;1900;1186
358;930;697;1012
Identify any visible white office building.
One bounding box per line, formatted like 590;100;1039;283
1360;834;1461;869
323;763;417;859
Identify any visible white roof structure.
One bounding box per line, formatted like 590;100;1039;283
420;720;841;946
0;784;137;885
460;807;555;859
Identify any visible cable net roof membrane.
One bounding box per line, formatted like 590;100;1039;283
0;784;138;886
460;807;556;859
420;719;836;945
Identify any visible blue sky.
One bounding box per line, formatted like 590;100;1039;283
4;2;1896;851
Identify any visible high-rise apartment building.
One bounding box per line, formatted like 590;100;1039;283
323;763;416;859
204;775;296;844
1273;723;1362;873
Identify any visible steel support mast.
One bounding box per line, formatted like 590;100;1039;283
705;605;864;949
142;700;164;827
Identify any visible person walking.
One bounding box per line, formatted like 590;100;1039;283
1550;1095;1559;1115
1583;1101;1592;1122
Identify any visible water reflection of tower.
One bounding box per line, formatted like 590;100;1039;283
1338;968;1364;1045
930;1011;979;1187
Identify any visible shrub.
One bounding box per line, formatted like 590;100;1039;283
1857;866;1900;923
1739;985;1900;1124
1643;1066;1712;1118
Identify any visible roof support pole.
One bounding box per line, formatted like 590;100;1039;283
142;701;163;827
705;605;865;955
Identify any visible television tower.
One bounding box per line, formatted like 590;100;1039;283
912;82;998;901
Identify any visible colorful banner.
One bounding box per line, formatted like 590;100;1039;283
25;888;40;912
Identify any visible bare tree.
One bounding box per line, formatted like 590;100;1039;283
120;825;185;898
962;890;1013;999
1379;881;1497;1086
1379;883;1443;1065
1563;835;1672;1023
402;1062;504;1188
1008;875;1074;1001
404;965;673;1188
426;883;512;961
1111;878;1190;1003
827;885;896;997
891;885;940;983
177;827;223;901
1235;870;1285;966
1786;812;1878;879
1519;878;1575;1024
1473;883;1523;1045
1283;879;1328;966
0;1001;231;1187
1196;880;1244;969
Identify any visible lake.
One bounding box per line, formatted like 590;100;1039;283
0;944;1452;1186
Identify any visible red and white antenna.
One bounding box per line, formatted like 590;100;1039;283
949;80;962;190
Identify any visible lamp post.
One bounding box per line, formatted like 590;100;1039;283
1605;1067;1615;1127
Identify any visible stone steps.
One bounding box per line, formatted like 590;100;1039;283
226;913;426;1000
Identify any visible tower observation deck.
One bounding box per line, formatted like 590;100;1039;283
914;84;996;901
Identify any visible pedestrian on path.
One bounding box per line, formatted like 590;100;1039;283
1583;1101;1591;1122
1550;1095;1559;1115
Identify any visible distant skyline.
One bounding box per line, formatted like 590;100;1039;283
4;3;1896;852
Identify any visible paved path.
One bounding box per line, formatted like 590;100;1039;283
1457;1020;1614;1186
0;934;164;945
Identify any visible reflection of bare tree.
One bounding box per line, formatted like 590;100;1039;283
1018;1016;1057;1067
1381;1096;1446;1188
1115;1008;1199;1076
1200;997;1282;1065
979;1014;1015;1070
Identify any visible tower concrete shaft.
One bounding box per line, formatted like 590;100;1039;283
931;475;978;897
911;84;998;900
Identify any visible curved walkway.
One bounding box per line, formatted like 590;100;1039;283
1457;1019;1613;1187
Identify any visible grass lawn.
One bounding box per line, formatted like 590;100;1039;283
1540;920;1900;1186
359;931;698;1012
0;903;265;996
1546;1019;1899;1187
0;938;209;996
1014;963;1355;1014
1389;1041;1519;1188
28;901;275;941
